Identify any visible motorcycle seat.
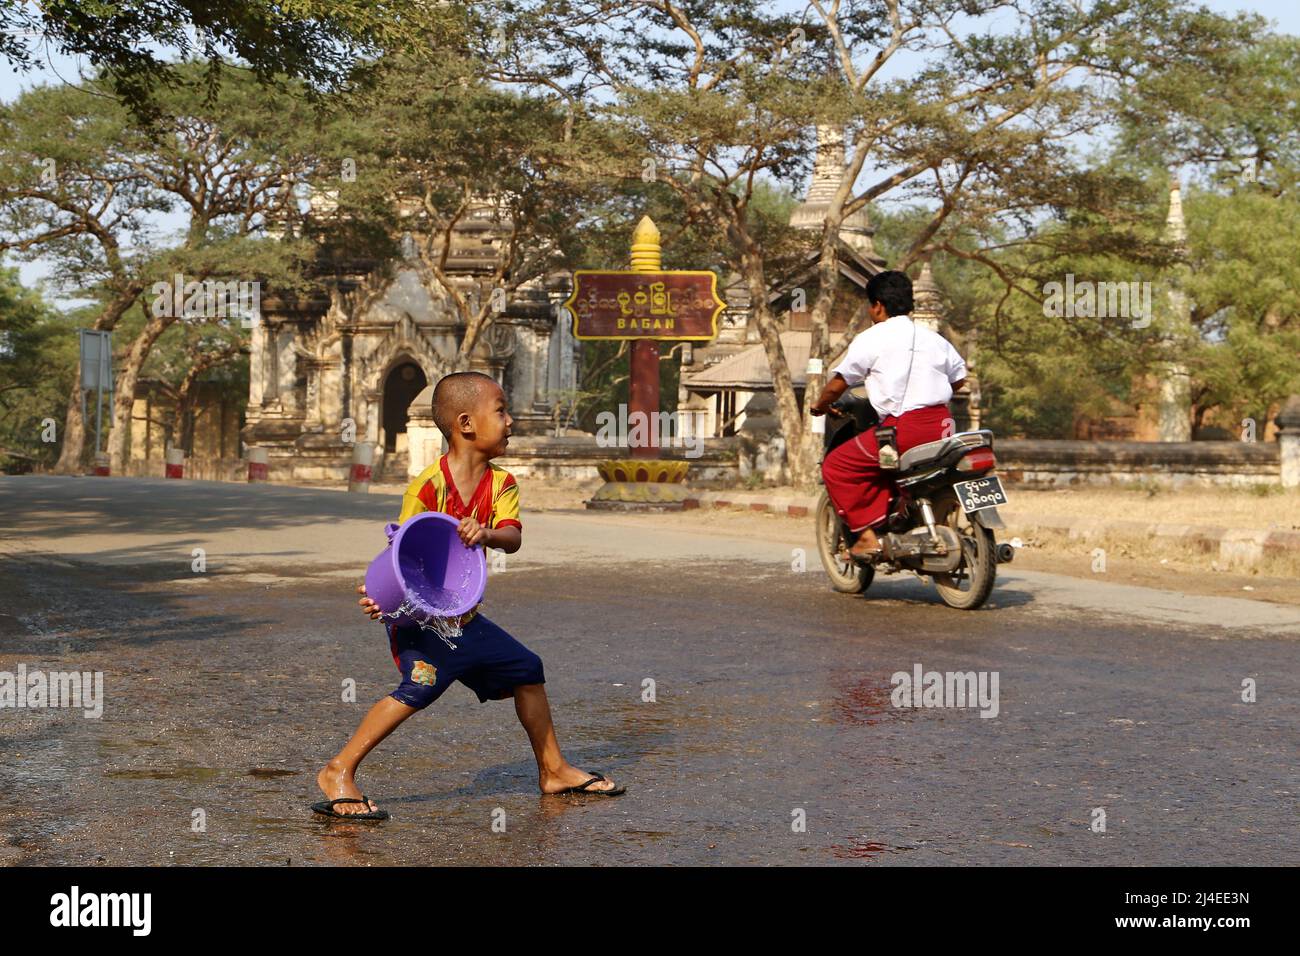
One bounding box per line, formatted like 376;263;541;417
897;430;993;473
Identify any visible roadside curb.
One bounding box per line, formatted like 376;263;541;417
679;491;1300;562
682;490;820;518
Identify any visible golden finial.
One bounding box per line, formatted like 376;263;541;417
629;216;662;272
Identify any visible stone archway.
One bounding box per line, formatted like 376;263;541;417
381;360;429;453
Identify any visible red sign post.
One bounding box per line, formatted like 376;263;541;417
562;218;725;460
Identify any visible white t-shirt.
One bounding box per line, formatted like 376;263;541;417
830;315;967;420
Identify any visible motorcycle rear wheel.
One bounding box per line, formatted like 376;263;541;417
815;490;874;593
930;490;997;610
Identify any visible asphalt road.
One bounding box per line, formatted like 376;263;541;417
1;476;1296;866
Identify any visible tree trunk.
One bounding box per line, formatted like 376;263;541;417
173;361;204;455
179;407;197;454
107;309;177;474
453;279;499;373
52;285;145;474
792;230;844;492
725;189;849;492
52;376;91;474
739;245;808;487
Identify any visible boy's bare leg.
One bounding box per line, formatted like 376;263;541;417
511;683;620;793
316;696;417;814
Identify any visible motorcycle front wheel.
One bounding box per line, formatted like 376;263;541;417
815;490;874;593
930;490;997;610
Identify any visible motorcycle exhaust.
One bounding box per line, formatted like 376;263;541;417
996;542;1015;564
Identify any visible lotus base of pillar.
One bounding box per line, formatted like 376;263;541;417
585;458;691;511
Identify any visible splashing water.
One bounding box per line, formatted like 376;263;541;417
383;538;483;650
382;598;464;649
382;567;481;650
415;613;464;651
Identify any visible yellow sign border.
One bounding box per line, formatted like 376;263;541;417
562;269;726;342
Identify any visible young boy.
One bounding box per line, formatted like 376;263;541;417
314;371;624;819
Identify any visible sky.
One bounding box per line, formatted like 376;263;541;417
1;0;1296;303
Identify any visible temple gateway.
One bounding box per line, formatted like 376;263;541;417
241;199;578;482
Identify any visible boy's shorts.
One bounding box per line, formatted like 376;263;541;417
387;613;545;710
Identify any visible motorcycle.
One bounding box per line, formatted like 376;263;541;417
814;392;1014;610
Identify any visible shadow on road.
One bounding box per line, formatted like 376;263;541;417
0;476;396;538
0;553;272;652
837;571;1036;610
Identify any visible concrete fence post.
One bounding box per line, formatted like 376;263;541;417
164;446;185;479
405;385;439;480
247;447;269;483
349;441;374;493
1276;395;1300;488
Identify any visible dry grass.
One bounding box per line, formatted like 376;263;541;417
1012;526;1300;580
515;478;603;511
1001;484;1300;532
687;480;1300;533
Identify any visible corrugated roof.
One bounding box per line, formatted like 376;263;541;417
683;331;848;389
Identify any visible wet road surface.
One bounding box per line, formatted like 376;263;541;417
1;477;1296;865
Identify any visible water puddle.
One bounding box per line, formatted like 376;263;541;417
103;766;220;781
828;838;914;860
830;677;912;726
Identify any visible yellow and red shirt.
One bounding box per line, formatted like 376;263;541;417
397;455;522;532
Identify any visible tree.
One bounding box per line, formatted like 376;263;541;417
318;52;619;371
0;63;323;472
0;260;72;470
0;0;432;121
1112;32;1300;434
0;82;162;471
135;318;246;454
1180;188;1300;434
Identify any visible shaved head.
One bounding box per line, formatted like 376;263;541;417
432;371;498;439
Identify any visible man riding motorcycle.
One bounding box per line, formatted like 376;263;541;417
809;270;968;562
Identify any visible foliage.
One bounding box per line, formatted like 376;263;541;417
0;0;432;121
0;264;77;470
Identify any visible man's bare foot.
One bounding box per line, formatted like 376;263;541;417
540;763;623;795
316;759;379;815
848;528;883;559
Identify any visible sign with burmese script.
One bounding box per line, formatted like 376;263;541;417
563;270;725;341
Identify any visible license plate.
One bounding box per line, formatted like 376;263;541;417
954;476;1008;513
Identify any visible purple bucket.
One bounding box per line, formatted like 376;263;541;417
364;512;488;626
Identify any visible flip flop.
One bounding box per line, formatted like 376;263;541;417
845;528;885;563
550;771;626;797
848;544;885;563
310;796;390;821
